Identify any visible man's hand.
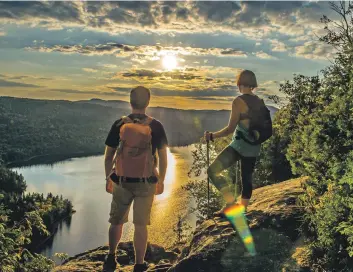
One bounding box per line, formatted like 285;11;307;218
155;181;164;195
156;147;167;195
106;178;113;194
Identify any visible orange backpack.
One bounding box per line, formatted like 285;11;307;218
114;116;154;178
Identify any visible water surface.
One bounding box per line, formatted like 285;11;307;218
13;146;198;261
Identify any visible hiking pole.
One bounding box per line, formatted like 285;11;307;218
206;131;210;219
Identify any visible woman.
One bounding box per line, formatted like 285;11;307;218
205;70;262;211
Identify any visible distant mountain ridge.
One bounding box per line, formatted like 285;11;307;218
78;98;279;118
0;96;278;163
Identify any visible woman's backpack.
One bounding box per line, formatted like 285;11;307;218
238;94;273;145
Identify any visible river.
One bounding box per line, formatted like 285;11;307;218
13;146;200;263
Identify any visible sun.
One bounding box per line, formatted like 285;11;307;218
162;55;178;70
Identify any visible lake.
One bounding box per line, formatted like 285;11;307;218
13;146;201;262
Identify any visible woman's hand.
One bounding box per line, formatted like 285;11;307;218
204;131;213;142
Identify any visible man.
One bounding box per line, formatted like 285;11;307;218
103;86;168;272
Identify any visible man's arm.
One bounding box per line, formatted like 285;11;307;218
104;146;116;178
157;147;168;183
212;98;241;139
155;147;167;195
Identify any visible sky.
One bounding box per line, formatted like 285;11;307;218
0;1;340;110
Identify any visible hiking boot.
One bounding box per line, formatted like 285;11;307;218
102;253;117;272
213;207;227;218
213;202;237;218
133;262;149;272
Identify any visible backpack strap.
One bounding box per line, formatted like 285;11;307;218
116;116;133;128
129;116;153;125
116;115;153;128
142;116;153;125
239;94;264;112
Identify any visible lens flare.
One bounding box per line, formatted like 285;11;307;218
224;203;256;256
162;55;177;70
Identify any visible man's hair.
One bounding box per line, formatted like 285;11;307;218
130;86;151;109
236;70;258;88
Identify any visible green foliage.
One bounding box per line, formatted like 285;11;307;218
182;179;225;223
0;164;73;270
0;205;55;272
280;2;353;270
185;142;226;222
0;98;111;163
0;165;27;194
172;216;192;246
54;252;69;262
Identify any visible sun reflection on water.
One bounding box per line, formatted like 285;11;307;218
155;148;176;201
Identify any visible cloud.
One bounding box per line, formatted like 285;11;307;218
0;1;84;25
0;73;51;81
293;40;335;60
111;66;243;93
109;85;238;98
100;63;118;69
0;1;337;40
0;79;40;88
116;68;205;81
83;68;99;73
26;42;248;58
49;88;124;97
270;39;287;52
2;1;341;64
254;51;276;60
193;1;240;23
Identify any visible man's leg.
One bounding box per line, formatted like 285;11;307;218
109;224;124;254
132;182;156;268
134;224;148;264
104;182;132;270
207;146;240;204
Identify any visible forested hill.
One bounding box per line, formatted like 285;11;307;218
0;96;277;163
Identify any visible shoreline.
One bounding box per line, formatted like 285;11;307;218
31;210;76;255
6;145;192;168
6;151;104;168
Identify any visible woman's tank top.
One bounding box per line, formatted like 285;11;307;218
229;124;261;157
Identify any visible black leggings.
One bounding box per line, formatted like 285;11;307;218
207;146;256;199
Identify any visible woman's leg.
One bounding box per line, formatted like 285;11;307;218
240;156;257;208
207;146;241;204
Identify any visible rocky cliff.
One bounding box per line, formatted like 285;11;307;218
54;177;310;272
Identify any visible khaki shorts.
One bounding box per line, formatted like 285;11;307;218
109;181;156;226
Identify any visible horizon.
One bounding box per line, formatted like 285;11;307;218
0;95;280;112
0;1;337;110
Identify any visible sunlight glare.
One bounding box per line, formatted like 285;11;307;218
162;55;178;70
155;148;176;201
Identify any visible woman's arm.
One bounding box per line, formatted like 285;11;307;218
212;98;241;139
